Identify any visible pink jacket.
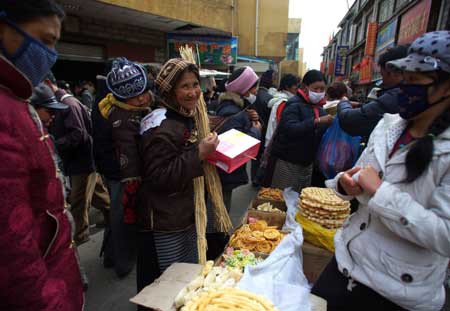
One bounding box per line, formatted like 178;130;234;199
0;56;84;310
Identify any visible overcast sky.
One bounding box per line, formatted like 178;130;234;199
289;0;356;70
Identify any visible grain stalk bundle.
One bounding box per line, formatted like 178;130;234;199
179;46;233;264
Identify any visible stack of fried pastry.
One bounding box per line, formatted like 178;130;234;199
228;221;286;254
299;187;350;229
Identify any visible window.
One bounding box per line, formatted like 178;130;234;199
357;21;364;43
378;0;394;23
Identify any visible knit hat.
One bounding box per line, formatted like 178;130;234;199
259;69;274;88
388;31;450;73
106;57;148;100
156;58;199;100
225;66;259;95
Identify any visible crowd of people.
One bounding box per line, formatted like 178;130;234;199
1;1;450;310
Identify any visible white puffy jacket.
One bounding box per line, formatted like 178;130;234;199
265;91;294;147
326;113;450;311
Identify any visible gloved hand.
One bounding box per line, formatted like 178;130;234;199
122;180;141;225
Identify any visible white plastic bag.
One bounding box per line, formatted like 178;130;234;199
282;187;300;231
237;226;311;311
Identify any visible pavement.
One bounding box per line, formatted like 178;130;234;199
79;178;450;311
79;181;257;311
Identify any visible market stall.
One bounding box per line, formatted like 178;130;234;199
130;183;355;311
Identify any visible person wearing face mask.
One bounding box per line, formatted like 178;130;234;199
264;70;332;192
337;45;409;141
99;58;153;278
312;31;450;311
215;66;262;211
265;74;301;147
0;1;85;310
137;59;219;294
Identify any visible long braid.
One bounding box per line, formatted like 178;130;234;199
405;108;450;182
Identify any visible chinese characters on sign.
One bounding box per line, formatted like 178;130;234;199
397;0;432;45
334;46;349;77
359;57;373;84
167;35;238;65
364;22;378;56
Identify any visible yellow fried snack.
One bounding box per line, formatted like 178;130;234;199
255;241;272;253
251;231;264;239
263;229;280;241
249;220;268;232
182;288;279;311
257;187;285;201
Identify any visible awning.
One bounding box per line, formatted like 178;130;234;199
57;42;105;62
237;55;273;64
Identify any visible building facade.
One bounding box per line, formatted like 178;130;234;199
321;0;449;96
55;0;290;83
279;18;307;80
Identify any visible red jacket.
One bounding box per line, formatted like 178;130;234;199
0;56;84;310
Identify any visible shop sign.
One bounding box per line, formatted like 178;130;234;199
334;45;349;77
167;35;238;65
359;57;373;84
364;22;378;56
397;0;432;45
320;61;325;73
372;18;398;81
375;18;397;54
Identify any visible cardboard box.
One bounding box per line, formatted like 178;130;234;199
130;263;202;311
130;263;326;311
302;241;334;284
207;129;260;173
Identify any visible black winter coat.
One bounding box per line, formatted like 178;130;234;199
49;90;95;176
337;88;400;139
216;92;261;189
271;92;329;166
92;77;121;180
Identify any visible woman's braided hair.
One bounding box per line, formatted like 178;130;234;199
405;71;450;182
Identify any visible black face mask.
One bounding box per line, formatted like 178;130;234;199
396;80;450;120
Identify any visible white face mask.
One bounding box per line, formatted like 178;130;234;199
308;90;325;104
244;93;257;105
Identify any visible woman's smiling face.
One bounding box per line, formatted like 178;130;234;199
174;71;201;112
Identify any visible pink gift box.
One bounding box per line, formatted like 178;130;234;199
207;129;260;173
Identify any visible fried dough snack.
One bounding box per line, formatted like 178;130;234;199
182;288;279;311
229;221;286;254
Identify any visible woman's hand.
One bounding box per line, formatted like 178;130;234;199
315;114;333;125
338;166;363;196
246;109;260;122
358;165;382;196
252;120;262;130
198;132;219;160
